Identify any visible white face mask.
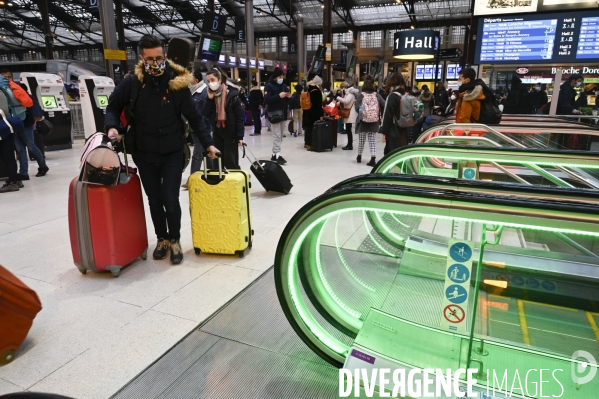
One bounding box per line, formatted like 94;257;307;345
576;81;583;87
535;86;541;91
457;81;463;87
450;94;456;101
276;79;283;84
208;81;221;91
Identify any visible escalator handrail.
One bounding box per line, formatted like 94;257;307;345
330;173;599;204
275;182;599;366
373;144;599;175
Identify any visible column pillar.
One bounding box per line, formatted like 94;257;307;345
297;18;305;84
98;0;119;79
245;0;255;85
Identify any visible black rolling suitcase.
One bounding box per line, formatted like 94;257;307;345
312;120;333;152
168;37;196;70
243;144;292;195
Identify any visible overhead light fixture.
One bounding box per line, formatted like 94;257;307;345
410;25;415;29
321;4;324;8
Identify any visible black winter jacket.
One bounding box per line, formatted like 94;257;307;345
557;82;578;115
264;80;290;119
248;87;264;111
202;87;245;141
302;85;324;128
104;61;214;157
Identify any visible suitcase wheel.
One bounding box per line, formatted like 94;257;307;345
107;266;121;278
236;250;245;258
77;267;87;275
194;247;201;255
141;247;148;260
1;349;16;365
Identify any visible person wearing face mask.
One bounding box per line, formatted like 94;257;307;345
105;34;219;265
181;68;213;190
558;74;584;115
303;76;324;151
263;67;291;164
528;83;548;114
202;67;245;170
455;67;490;123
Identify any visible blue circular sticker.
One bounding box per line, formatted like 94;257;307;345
447;264;470;284
445;284;468;304
463;168;476;180
541;280;557;291
526;278;540;289
511;276;525;286
449;242;473;263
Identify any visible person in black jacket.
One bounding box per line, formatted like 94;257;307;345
264;67;290;165
202;67;245;170
557;74;584;115
303;76;324;151
433;82;449;113
248;80;264;136
105;34;219;265
381;72;409;155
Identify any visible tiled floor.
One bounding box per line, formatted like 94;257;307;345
0;126;381;398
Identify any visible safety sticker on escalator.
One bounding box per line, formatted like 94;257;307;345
441;240;474;334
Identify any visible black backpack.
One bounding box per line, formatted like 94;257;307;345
476;87;502;125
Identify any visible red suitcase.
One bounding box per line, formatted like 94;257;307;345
0;264;42;365
244;110;253;126
68;174;148;277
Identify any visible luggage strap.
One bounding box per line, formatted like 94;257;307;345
0;109;14;139
201;151;224;184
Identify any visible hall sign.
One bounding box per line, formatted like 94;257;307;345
393;30;440;60
552;67;599;75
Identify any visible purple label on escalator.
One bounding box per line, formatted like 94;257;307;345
351;349;376;364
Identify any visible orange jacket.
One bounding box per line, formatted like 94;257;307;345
455;85;485;123
9;81;34;108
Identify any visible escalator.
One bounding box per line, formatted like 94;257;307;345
371;144;599;189
274;182;599;397
420;122;599;152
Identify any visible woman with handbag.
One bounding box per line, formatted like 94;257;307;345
336;82;359;150
264;67;290;165
202;67;245;169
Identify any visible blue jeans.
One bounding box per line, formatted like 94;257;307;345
14;124;46;175
134;154;183;240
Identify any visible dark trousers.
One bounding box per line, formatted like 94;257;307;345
214;128;239;170
384;128;408;155
0;134;18;183
134;154;183;240
345;123;353;146
305;124;313;146
251;108;262;134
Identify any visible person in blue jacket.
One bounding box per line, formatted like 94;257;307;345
104;34;219;265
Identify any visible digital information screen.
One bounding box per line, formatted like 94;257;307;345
417;65;443;80
474;0;597;16
415;65;425;80
447;64;463;80
475;10;599;64
96;95;108;107
200;36;222;61
41;95;57;109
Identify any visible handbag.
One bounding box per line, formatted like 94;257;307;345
36;119;53;136
267;109;285;124
324;100;338;117
338;100;353;119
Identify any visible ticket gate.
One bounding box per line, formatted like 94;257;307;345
78;75;115;139
19;73;72;151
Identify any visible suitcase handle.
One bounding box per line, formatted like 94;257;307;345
242;143;265;172
202;151;224;183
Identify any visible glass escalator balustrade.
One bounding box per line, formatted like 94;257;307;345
275;184;599;398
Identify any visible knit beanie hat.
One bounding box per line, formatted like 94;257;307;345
310;75;323;86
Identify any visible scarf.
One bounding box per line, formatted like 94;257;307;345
214;83;227;128
190;82;203;95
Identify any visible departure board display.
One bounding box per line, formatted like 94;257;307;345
475;10;599;64
474;0;598;16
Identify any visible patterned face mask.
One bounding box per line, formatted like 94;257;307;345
144;61;166;77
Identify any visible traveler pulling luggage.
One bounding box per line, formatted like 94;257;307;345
68;141;148;277
243;144;292;194
0;264;42;365
188;153;253;257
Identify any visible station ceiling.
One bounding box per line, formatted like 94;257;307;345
0;0;473;51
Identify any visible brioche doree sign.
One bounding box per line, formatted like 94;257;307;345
393;30;440;60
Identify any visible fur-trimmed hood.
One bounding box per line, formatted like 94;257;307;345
460;85;485;102
134;61;193;91
348;87;360;96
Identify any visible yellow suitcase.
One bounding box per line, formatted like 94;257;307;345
188;157;253;257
